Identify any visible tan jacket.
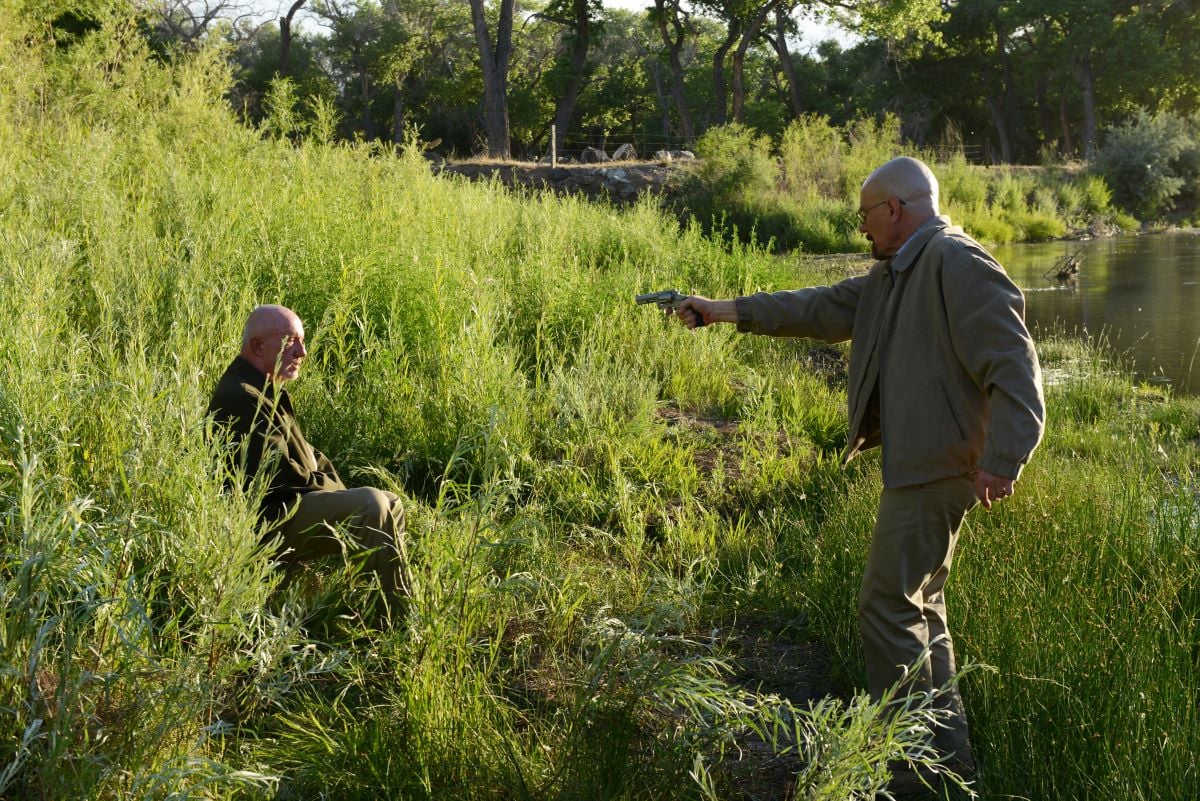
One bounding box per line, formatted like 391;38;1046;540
735;216;1044;488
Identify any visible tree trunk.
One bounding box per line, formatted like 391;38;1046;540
552;0;592;157
731;0;780;123
1059;93;1075;157
650;61;672;141
1034;74;1057;153
357;59;376;140
766;5;802;118
468;0;515;159
994;20;1022;162
392;82;405;145
653;0;695;144
712;19;740;127
1076;52;1097;161
278;0;307;78
985;95;1013;164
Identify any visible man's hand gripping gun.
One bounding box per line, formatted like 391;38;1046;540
635;289;704;327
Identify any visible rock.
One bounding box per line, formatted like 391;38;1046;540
654;149;673;162
612;143;636;161
580;146;610;164
671;150;695;161
549;167;571;182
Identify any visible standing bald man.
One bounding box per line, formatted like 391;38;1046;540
678;157;1044;792
208;304;410;612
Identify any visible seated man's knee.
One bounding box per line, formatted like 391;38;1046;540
353;486;405;537
353;487;390;518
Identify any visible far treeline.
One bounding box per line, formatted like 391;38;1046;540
127;0;1200;227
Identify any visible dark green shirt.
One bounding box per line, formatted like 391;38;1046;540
208;356;345;521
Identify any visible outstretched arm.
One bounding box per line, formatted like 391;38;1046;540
674;296;738;328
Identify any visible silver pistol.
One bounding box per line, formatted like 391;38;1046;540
635;289;705;327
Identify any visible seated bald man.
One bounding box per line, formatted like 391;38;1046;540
208;304;410;610
677;157;1045;794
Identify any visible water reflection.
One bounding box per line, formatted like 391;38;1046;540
993;231;1200;394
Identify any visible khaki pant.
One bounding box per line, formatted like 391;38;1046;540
274;487;411;604
859;474;978;763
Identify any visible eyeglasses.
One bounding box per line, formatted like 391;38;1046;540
857;198;906;223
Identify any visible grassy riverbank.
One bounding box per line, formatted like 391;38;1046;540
679;119;1140;254
2;17;1199;800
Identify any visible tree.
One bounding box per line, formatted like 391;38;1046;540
650;0;696;143
534;0;600;156
146;0;261;49
729;0;781;123
468;0;516;158
762;2;802;118
278;0;307;77
314;0;389;140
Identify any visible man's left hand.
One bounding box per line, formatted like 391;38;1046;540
975;469;1015;510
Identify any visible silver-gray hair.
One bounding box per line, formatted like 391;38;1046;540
862;157;940;218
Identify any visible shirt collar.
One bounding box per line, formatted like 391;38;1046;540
889;215;950;274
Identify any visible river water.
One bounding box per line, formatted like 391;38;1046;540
992;231;1200;394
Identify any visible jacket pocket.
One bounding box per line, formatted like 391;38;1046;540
936;375;967;440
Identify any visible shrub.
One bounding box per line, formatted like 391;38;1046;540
689;123;776;202
1015;212;1067;242
1095;109;1191;219
1079;174;1113;217
1112;210;1141;231
939;155;988;212
990;175;1028;213
962;212;1018;244
840;114;903;197
682;123;777;241
1174;113;1200;207
779;114;845;197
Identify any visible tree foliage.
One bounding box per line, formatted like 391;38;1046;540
32;0;1200;215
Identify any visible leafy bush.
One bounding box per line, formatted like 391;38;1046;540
1015;212;1067;242
681;123;777;241
938;154;988;211
840;114;904;197
1095;109;1198;219
1079;174;1113;217
1112;210;1141;231
990;174;1030;213
779;114;845;197
961;212;1018;244
688;123;776;201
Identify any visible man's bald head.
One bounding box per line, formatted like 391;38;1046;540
857;157;941;260
241;304;307;382
861;157;940;220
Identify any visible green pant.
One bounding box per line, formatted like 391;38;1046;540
859;473;978;763
275;487;411;603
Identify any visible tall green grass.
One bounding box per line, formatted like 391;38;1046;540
2;9;1198;799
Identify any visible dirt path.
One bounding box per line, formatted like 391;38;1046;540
722;622;840;799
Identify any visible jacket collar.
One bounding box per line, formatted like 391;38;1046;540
231;355;275;397
889;215;951;274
